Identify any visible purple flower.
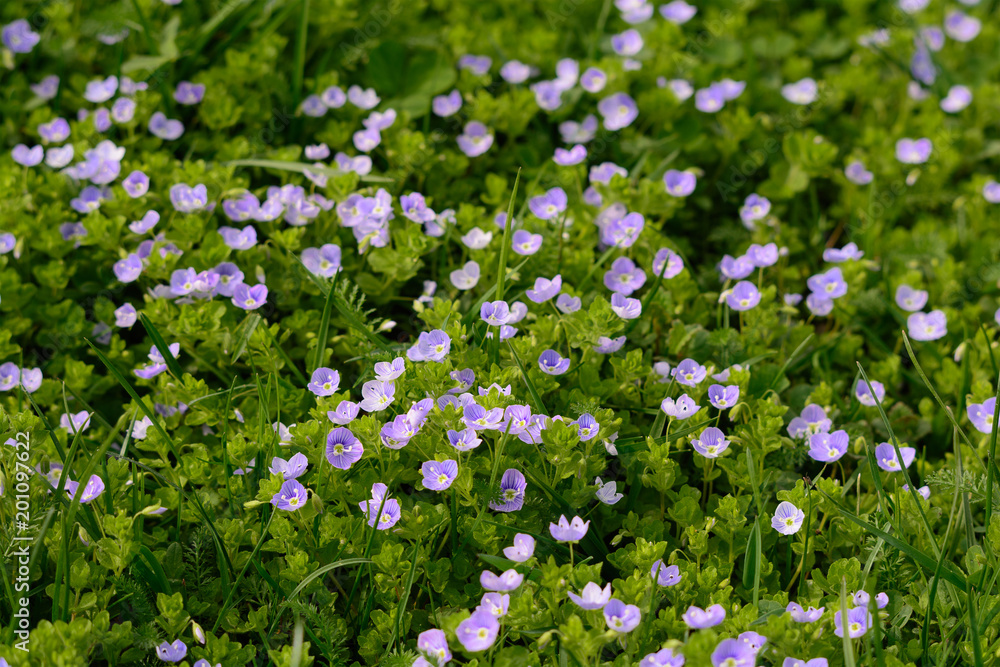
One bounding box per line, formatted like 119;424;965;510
553;144;587;166
45;145;74;168
490;468;526;512
660;0;696;23
641;648;685;667
695;85;726;113
788;404;832;438
968;398;996;434
65;474;105;503
500;60;531;83
38;118;70;143
806;293;834;316
269;453;309;480
673;359;707;386
772;501;805;535
12;144;43;167
407;330;452;362
855;379;885;407
155;639;188;662
326;427;363;469
456;610;500;652
602;212;645;248
561;115;599;143
611;29;643;55
664;78;694;100
807;267;848;299
319;86;345;109
661;394;700;419
2;19;40;53
782;77;818;104
663;170;696;196
374;358;405;382
692;427;729;458
808;430;849;463
783;659;828;667
512;230;543;256
461;227;492;249
708;385;739;411
568;582;612;609
529;187;568;220
945;10;981;42
113;254;143;283
726;281;761;311
747;243;779;267
896;138;932;164
503;533;535;562
111;97;137;123
232;283;268;310
711;639;754;667
421;460;458;491
604;257;647;295
60;222;88;245
538;350;571;375
604;599;641;633
217;225;257;251
654;248;685;278
347;85;380;109
907;310;947;341
590;161;628;184
457;122;494;157
174;81;206;105
875;443;916;472
31;75;60;98
787;602;824;622
459;54;492;75
941;85;972;113
719;255;754;280
549;515;590;542
480;569;523;591
307;368;341;397
359;380;396;412
169;183;208;213
20;368;42;393
845;161;873;185
739;631;768;655
270;480;308;511
359;483;402;529
480;300;511;327
683;604;726;629
895;284;928;311
740;194;771;226
328;401;360;426
580;67;607;93
986;181;1000;203
651;560;682;586
83;76;118;103
823;242;864;263
527;274;562;303
611;293;642;319
302;244;342;277
449;261;481;290
305;143;330;160
149;112;184;140
834;606;871;638
119;171;149;198
432;89;463;117
597;92;639;130
212;262;244;297
417;629;452;666
594;336;625;353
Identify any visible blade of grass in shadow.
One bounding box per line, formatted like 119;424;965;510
385;534;426;658
211;510;276;633
984;370;1000;537
840;578;857;667
495;169;521;302
312;280;336;374
224;159;393;183
506;340;549;415
139;313;185;379
231;313;262;364
742;518;761;608
821;490;966;590
968;587;986;667
922;463;963;657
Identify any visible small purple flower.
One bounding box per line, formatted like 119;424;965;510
65;474;105;503
0;364;21;392
654;248;685;278
660;0;697;23
590;161;628;184
512;230;543;255
20;368;42;393
808;430;849;463
604;599;641;633
611;292;642;319
683;604;726;629
457;122;494;157
307;367;341;397
787;602;825;622
605;257;647;295
895;284;928;312
500;60;531;83
480;300;511;326
941;85;973;113
432;89;463;117
120;171;149;198
580;67;607;93
834;607;871;638
305;144;330;160
527;274;562;303
661;394;700;419
31;75;60;99
855;379;885;406
694;85;726;113
84;76;118;103
945;10;981;42
641;648;685;667
594;336;625;353
155;639;188;662
740;194;771;226
823;242;864;263
2;19;40;53
985;181;1000;203
783;658;828;667
529;187;568;220
553;144;587;166
490;468;526;512
326;427;363;469
611;29;643;56
45;145;74;168
456;610;500;652
782;78;818;104
480;569;523;592
461;227;492;249
302;244;342;277
0;233;15;254
359;380;396;412
726;281;761;311
719;255;754;281
691;426;729;458
174;81;205;105
232;283;268;311
875;443;916;472
347;85;380;109
218;225;258;250
597;92;639;130
12;144;43;167
407;330;452;362
359;483;402;529
320;86;346;109
459;54;492;75
271;479;308;511
665;78;694;101
447;428;482;452
113;254;143;283
907;310;947;341
651;560;682;586
968;398;996;434
603;212;645;248
149;112;184;140
807;267;848;299
38;118;70;143
169;183;208;213
806;293;834;316
503;533;535;561
708;384;740;410
845;161;873;185
673;359;707;386
422;460;458;491
449;261;481;290
549;515;590;542
711;639;754;667
269;453;309;480
772;501;805;535
539;350;571;375
896;138;932;164
663;170;697;197
568;582;611;610
111;97;137;123
788;404;832;438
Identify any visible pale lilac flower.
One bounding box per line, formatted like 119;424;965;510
560;115;599;143
808;430;848;463
594;476;623;504
663;170;696;196
155;639;188;662
450;261;481;290
481;301;511;326
305;144;330;160
359;483;401;529
347;85;379;109
941;85;972;113
407;330;452;362
45;145;74;168
457;122;494;157
692;427;729;458
787;602;824;622
433;89;463;117
3;19;40;53
660;394;700;419
480;569;523;592
782;78;818;104
269;453;308;480
896;138;932;164
856;379;885;406
594;336;625;353
660;0;696;23
612;29;644;56
598;92;639;130
232;283;267;311
683;604;725;629
581;67;607;93
905;484;931;500
417;628;452;666
456;610;499;652
875;443;916;472
174;81;205;105
673;359;707;386
218;225;257;250
611;293;641;319
527;275;562;302
554;144;587;166
363;109;396;131
84;76;118;103
12;144;43;167
31;75;60;98
740;194;771;226
968;398;996;434
512;230;543;255
772;501;805;535
895;284;928;311
490;468;526;512
326;427;363;469
747;242;779;267
18;367;41;394
605;257;647;295
694;85;725;113
539;350;571;375
461;227;493;249
845;161;873;185
807;267;848;299
302;244;342;277
806;293;834;316
38;118;70;143
641;648;685;667
665;78;694;101
727;281;760;311
459;54;492;75
359;380;396;412
590;161;628;184
328;401;360;426
834;607;871;638
148;112;184;140
212;263;244;297
708;384;739;409
568;582;611;610
529;187;568;220
604;599;641;633
983;181;1000;203
503;533;535;562
422;460;458;491
944;10;981;42
651;560;682;586
711;640;754;667
907;310;947;341
169;183;208;213
783;658;828;667
308;368;341;397
823;242;864;262
654;248;685;278
550;515;590;542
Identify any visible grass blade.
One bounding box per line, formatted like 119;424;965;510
840;577;857;667
495;169;520;302
506;340;548;415
231;312;262;364
223;159;394;183
312;281;336;374
138;313;184;379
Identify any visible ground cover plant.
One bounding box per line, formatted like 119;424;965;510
2;0;1000;665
